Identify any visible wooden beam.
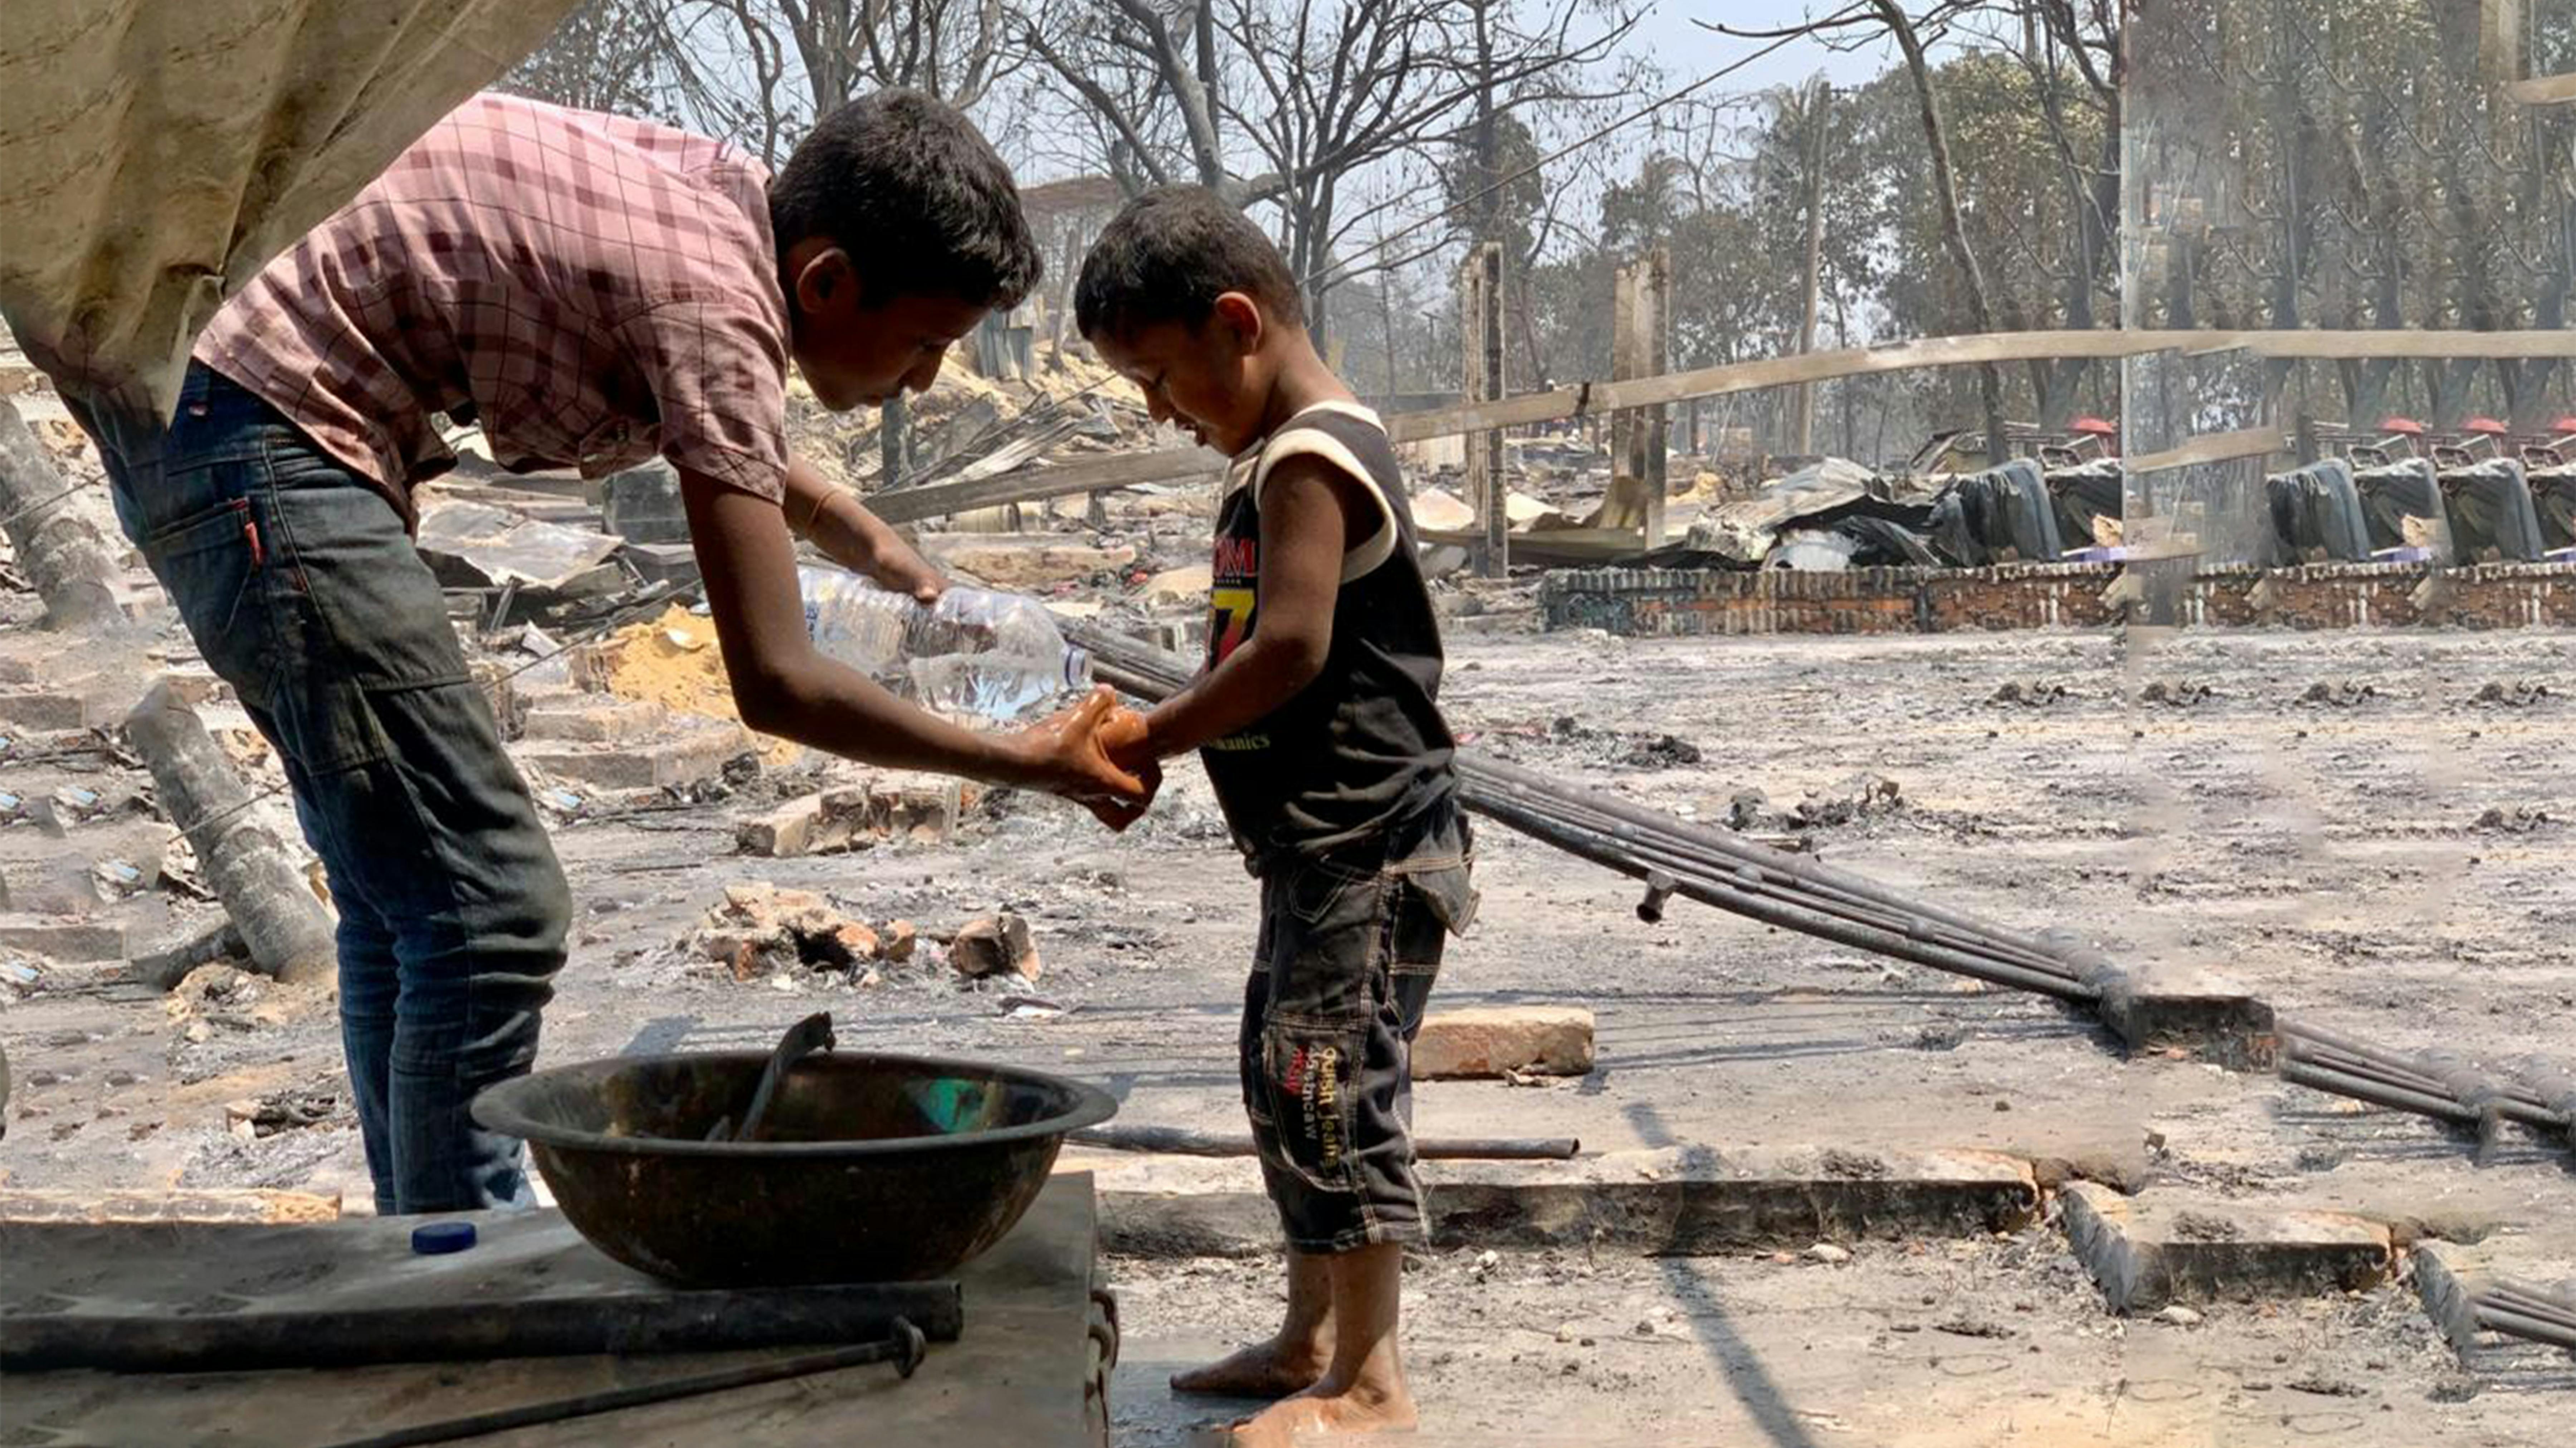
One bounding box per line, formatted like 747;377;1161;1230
0;1188;342;1225
2125;426;2290;475
1387;329;2576;445
862;445;1215;526
2506;73;2576;105
855;329;2576;526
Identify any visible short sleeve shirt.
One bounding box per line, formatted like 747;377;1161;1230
193;92;791;515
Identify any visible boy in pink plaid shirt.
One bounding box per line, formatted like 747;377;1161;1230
89;89;1150;1214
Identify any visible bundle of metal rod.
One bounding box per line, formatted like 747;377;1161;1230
2468;1279;2576;1352
2278;1020;2574;1159
1056;614;2104;1004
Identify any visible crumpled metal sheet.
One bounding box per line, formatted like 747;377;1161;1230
415;499;624;594
0;0;579;424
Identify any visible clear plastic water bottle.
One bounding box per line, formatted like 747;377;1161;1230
799;565;1092;724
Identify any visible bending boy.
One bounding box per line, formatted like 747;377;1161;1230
82;89;1148;1216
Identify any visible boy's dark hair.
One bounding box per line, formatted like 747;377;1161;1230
771;89;1042;309
1074;186;1304;341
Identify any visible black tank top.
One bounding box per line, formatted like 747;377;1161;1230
1199;402;1457;871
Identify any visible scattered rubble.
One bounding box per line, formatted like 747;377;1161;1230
686;882;902;981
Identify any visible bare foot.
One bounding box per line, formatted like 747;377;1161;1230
1170;1339;1332;1399
1224;1378;1418;1446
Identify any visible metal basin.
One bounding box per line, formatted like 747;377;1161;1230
472;1051;1117;1286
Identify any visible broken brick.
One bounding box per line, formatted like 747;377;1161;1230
948;913;1040;981
1411;1005;1595;1080
880;920;918;963
736;793;837;858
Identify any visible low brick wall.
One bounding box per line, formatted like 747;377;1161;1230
1538;561;2576;636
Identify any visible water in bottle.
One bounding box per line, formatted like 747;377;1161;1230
797;565;1091;724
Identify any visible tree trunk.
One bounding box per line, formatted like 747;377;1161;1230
1791;78;1827;455
124;680;337;986
0;398;128;631
1874;0;2006;457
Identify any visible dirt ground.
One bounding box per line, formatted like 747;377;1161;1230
5;570;2573;1442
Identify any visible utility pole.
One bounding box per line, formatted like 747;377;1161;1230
1791;76;1828;457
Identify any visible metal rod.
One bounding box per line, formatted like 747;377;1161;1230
2475;1304;2576;1351
318;1320;927;1448
2492;1278;2576;1315
1513;779;2082;979
2486;1284;2576;1326
1056;613;2098;981
2287;1025;2566;1118
1073;1125;1580;1161
1471;792;2097;1002
1463;753;2078;962
2282;1061;2481;1122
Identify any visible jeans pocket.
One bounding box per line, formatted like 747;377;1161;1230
138;488;277;705
1257;1019;1367;1193
1284;857;1376;926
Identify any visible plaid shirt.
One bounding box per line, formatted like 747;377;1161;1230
194;93;791;515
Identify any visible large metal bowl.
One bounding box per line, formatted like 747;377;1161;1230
472;1050;1117;1286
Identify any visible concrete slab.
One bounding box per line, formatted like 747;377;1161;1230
0;913;128;962
1080;1145;2041;1258
2090;960;2278;1069
1;1175;1109;1445
2412;1230;2576;1367
518;723;750;791
2059;1181;2395;1313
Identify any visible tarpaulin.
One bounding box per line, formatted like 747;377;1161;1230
2534;464;2576;552
1926;458;2063;566
2352;459;2448;560
0;1;579;426
2437;458;2548;562
2263;460;2372;565
2043;456;2123;550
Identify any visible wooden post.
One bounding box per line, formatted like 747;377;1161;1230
1605;248;1671;549
880;395;909;487
1459;242;1507;576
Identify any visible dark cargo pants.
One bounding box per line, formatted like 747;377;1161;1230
1243;802;1476;1254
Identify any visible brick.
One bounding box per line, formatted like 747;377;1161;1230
2059;1182;2395;1313
0;914;129;962
519;724;748;791
949;913;1040;981
881;919;918;963
1412;1005;1594;1079
821;771;963;843
736;793;851;858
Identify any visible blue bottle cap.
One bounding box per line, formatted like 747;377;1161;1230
411;1220;477;1255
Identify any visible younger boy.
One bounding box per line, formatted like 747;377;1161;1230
1077;188;1475;1446
80;89;1150;1218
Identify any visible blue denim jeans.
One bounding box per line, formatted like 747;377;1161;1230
95;363;569;1213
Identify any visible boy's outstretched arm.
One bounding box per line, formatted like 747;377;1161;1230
679;467;1153;820
781;454;946;602
1116;455;1371;765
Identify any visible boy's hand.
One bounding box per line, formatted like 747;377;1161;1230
864;536;947;604
1011;688;1159;830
